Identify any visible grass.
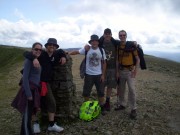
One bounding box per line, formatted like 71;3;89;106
0;45;24;67
145;54;180;77
0;45;25;100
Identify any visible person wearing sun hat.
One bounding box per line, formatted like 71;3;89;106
44;38;59;49
69;34;107;115
23;38;66;133
79;28;119;112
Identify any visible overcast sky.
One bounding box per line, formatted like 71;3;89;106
0;0;180;53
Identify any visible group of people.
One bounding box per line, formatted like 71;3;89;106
69;28;140;119
11;38;66;134
11;28;140;135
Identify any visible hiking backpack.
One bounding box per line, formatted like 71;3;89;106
79;47;104;79
79;100;101;121
118;42;147;70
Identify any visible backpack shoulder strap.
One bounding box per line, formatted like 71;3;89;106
84;50;88;62
99;47;104;63
99;47;103;56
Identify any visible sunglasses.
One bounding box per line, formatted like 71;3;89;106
33;48;42;52
119;34;126;37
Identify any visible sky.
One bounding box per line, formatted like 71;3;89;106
0;0;180;55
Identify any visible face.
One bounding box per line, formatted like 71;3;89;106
32;44;42;58
53;45;58;50
90;40;99;49
46;44;55;53
119;31;127;42
103;33;112;42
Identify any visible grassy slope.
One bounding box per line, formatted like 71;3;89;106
0;45;179;134
0;45;25;99
145;54;180;77
0;45;25;71
0;45;26;134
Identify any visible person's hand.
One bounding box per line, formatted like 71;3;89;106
116;71;120;81
84;44;90;51
100;74;105;82
65;51;69;55
28;96;33;100
133;41;137;46
59;57;66;65
131;69;137;78
33;59;40;68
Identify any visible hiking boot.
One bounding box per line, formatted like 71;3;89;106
114;105;125;111
33;123;41;134
129;109;137;119
101;105;106;115
104;102;110;111
48;123;64;132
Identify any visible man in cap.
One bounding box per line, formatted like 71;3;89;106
24;38;66;133
98;28;119;111
69;34;107;114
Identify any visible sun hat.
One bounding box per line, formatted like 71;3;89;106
88;34;99;44
44;38;59;48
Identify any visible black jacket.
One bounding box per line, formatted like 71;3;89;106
23;49;66;82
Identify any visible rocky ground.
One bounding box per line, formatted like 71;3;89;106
0;55;180;135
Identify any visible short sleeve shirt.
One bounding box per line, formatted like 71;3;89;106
79;47;107;75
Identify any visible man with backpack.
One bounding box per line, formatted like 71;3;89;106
69;34;107;115
115;30;140;119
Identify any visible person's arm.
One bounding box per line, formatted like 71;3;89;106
133;41;137;46
22;59;32;100
68;50;80;55
56;49;66;58
69;44;89;55
84;44;90;51
55;49;67;65
116;47;120;81
23;51;40;68
131;50;140;78
100;49;107;82
101;60;107;82
135;54;140;70
23;51;36;61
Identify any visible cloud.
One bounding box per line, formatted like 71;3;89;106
0;0;180;52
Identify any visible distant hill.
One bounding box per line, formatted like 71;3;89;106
0;45;179;75
145;50;180;63
63;48;81;52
